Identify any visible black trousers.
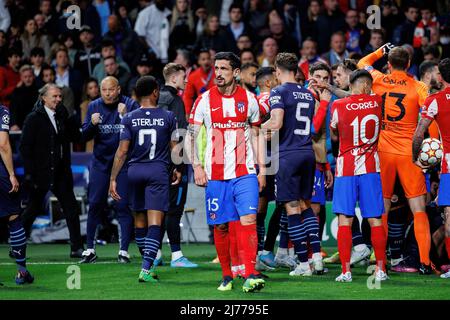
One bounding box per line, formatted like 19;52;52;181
22;173;83;252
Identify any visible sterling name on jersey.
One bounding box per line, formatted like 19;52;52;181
269;82;315;153
330;94;382;177
189;85;260;180
120;107;178;165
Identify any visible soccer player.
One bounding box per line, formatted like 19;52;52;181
109;75;181;282
185;52;266;293
80;76;139;264
156;63;198;268
358;43;433;274
254;66;283;271
330;69;388;282
0;105;34;284
412;58;450;279
262;53;328;277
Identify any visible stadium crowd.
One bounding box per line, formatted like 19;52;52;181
0;0;450;290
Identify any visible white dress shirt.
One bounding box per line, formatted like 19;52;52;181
44;106;57;133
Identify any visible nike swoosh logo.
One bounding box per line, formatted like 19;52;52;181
212;107;221;112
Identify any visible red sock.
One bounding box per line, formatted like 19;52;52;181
414;212;431;265
337;225;352;273
236;222;258;278
445;237;450;260
288;240;293;248
381;213;388;237
228;221;241;267
213;226;232;278
371;225;387;271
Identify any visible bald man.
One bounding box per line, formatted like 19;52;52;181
81;76;140;263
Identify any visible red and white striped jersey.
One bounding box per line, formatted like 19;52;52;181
257;91;270;119
422;87;450;173
330;93;382;177
189;85;261;180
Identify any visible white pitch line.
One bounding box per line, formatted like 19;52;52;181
0;261;122;266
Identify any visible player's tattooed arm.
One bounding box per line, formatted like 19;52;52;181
185;123;202;167
412;118;432;163
109;140;130;200
261;109;284;130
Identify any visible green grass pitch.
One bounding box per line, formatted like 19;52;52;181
0;243;449;300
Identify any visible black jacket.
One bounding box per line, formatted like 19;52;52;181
158;85;187;130
19;100;81;190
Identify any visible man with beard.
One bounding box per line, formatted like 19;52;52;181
80;76;139;264
420;61;443;95
239;62;258;94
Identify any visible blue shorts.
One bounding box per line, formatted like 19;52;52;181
332;173;385;218
205;174;259;225
0;175;20;217
275;150;315;202
128;163;169;212
438;173;450;206
311;169;326;205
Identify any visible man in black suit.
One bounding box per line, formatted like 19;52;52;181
19;84;84;258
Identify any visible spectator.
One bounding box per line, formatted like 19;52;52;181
92;39;130;83
282;0;303;45
54;47;83;108
103;56;131;93
244;0;270;40
34;14;47;37
413;6;439;48
392;3;419;46
134;0;171;63
298;38;327;79
0;0;11;33
380;0;401;42
0;48;21;107
321;31;349;65
93;0;112;36
316;0;346;53
114;1;132;31
362;29;387;71
195;15;227;53
59;33;77;67
236;33;252;51
193;5;208;39
344;9;367;54
73;25;102;79
78;0;102;42
7;23;23;54
41;64;75;116
20;18;51;61
401;43;420;79
30;47;45;86
301;0;321;43
39;0;58;40
169;0;195;52
80;77;100;152
0;30;9;66
20;83;84;258
128;53;156;97
222;2;251;54
9;65;39;131
218;0;234;26
257;37;278;67
174;48;193;79
268;12;298;54
240;48;256;64
104;15;142;68
182;48;214;117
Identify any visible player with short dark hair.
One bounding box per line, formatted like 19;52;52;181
330;70;387;282
185;51;266;292
109;75;181;282
262;53;329;277
413;58;450;279
0;105;34;285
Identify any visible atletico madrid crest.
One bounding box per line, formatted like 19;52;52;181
237;102;245;113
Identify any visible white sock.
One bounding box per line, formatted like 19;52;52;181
312;252;322;261
156;249;162;260
118;250;129;257
171;250;183;261
262;250;271;255
86;248;95;254
288;247;295;257
300;262;310;270
276;248;288;256
257;250;262;256
354;244;367;252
